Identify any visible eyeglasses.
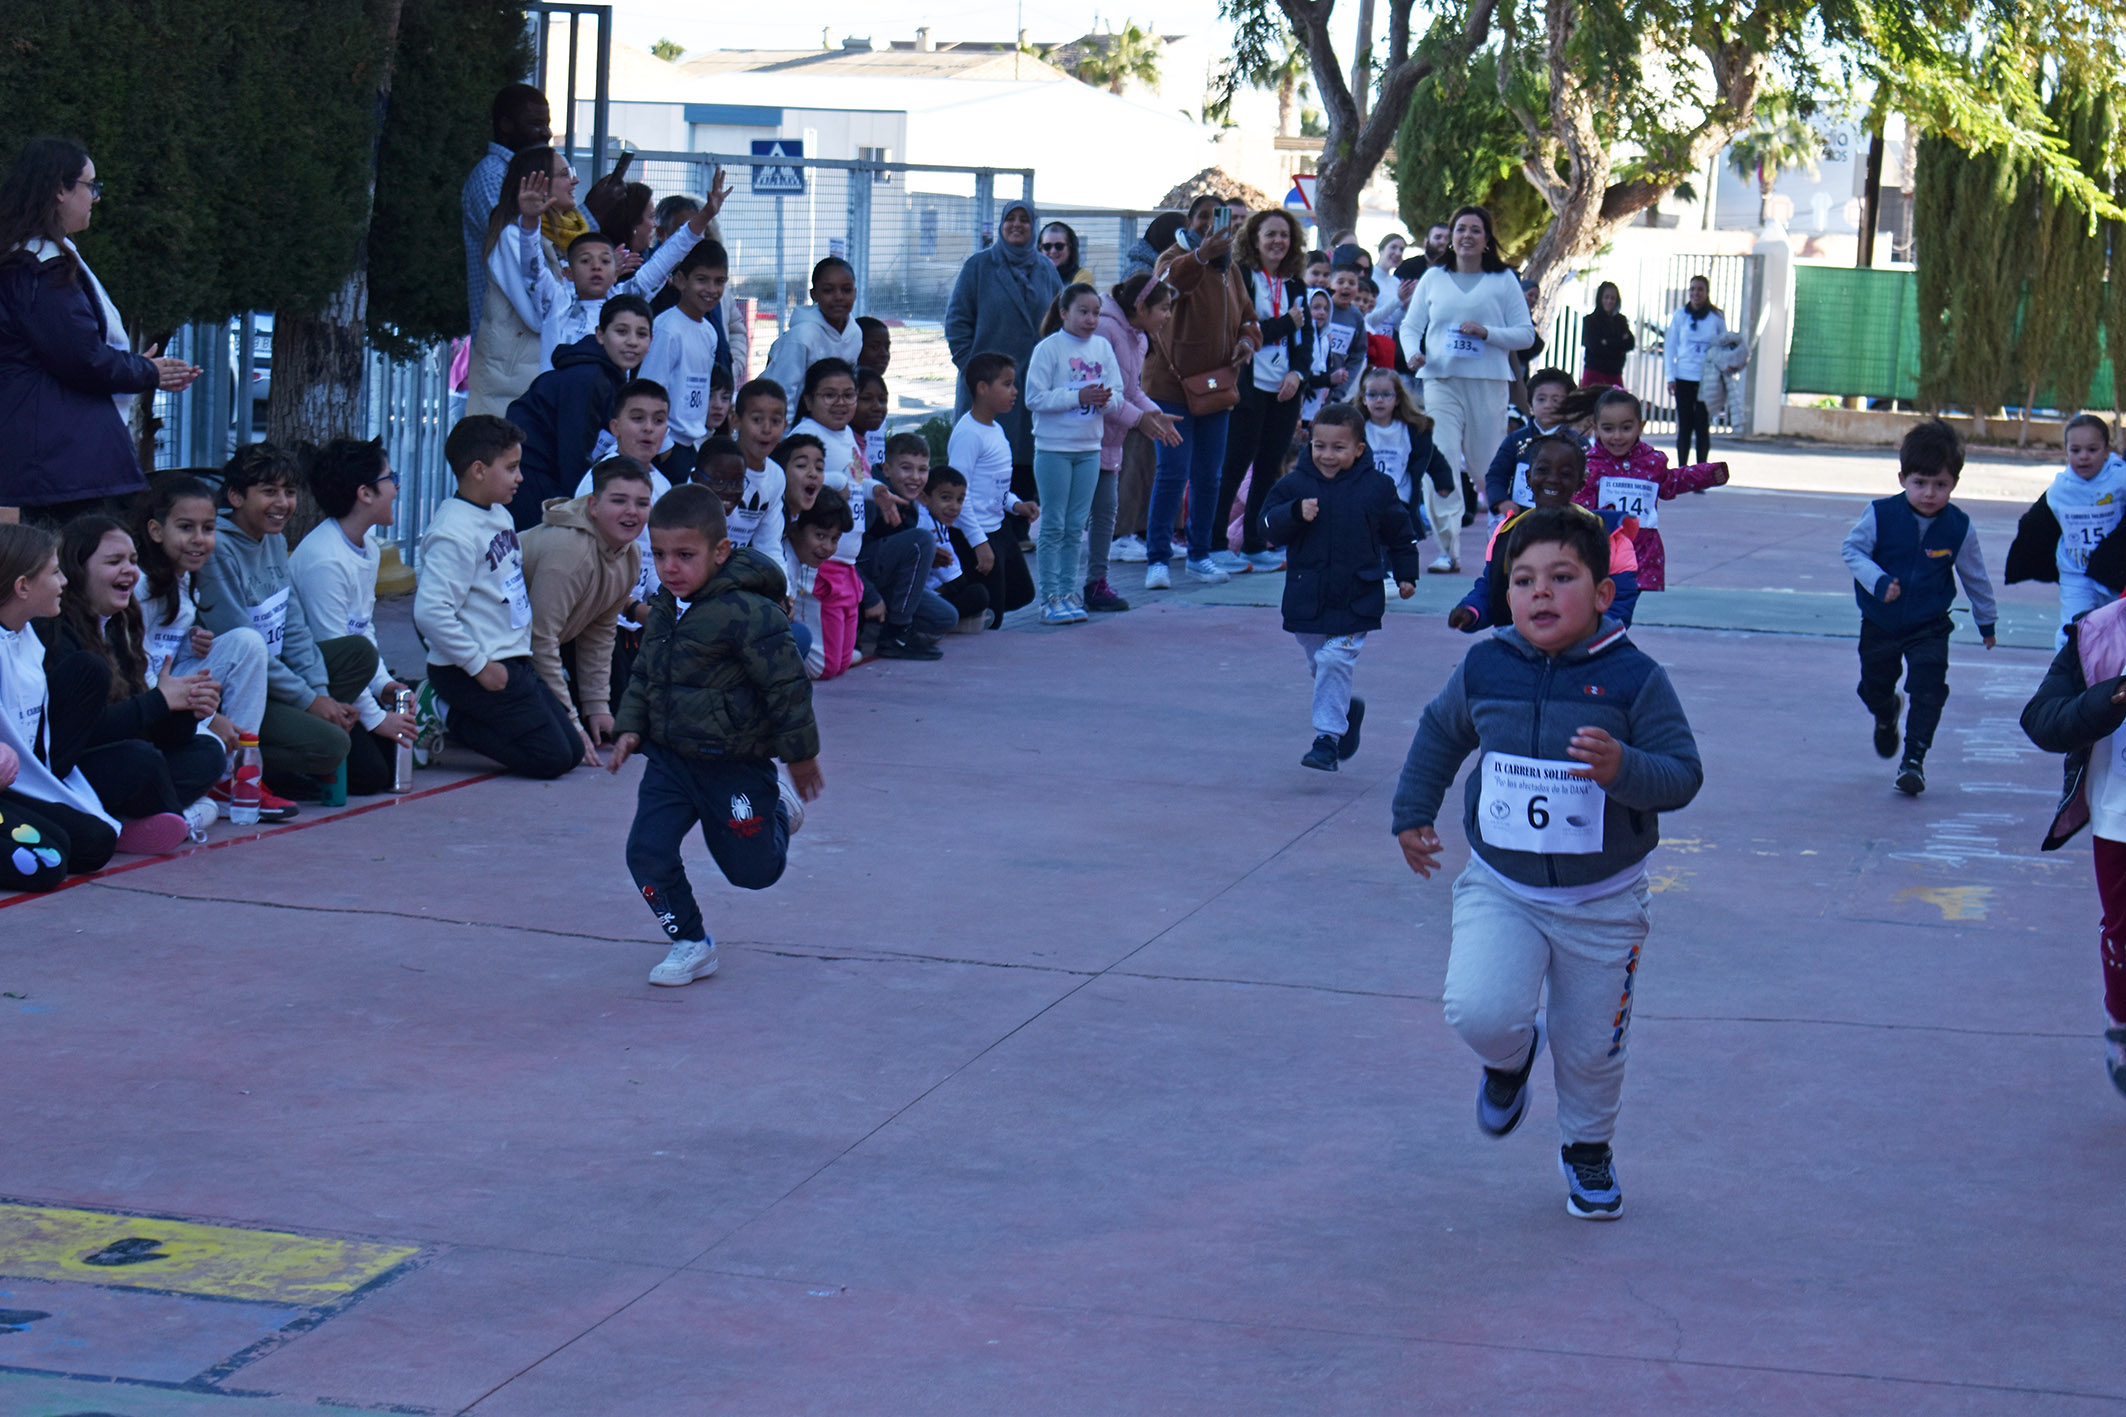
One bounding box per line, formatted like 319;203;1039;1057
1039;242;1069;252
75;179;104;200
371;471;401;488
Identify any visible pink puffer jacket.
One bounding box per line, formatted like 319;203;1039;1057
1097;294;1160;471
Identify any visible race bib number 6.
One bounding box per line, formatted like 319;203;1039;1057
1477;751;1605;855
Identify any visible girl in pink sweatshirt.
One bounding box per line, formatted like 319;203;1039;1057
1090;275;1182;612
1572;387;1727;591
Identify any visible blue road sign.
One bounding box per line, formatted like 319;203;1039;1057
750;139;806;195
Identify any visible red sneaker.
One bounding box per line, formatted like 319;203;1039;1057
208;778;300;822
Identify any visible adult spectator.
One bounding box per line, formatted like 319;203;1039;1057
467;146;567;418
1139;224;1258;588
1422;222;1452;266
1397;204;1533;573
461;84;551;334
1376;232;1407;273
0;137;198;521
1580;280;1633;388
1666;274;1727;468
1185;195;1220;244
1122;212;1186;281
944;201;1063;498
1216;208;1312;575
1039;222;1091;284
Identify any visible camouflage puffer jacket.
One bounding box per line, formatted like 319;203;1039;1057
615;547;819;764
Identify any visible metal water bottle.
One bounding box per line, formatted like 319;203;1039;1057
393;688;415;793
230;732;263;826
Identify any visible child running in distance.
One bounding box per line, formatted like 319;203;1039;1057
611;484;821;987
1451;436;1640;632
1026;282;1122;624
133;474;278;819
1261;403;1422;771
1394;506;1703;1221
947;352;1039;625
1297;288;1338;425
1843;418;1996;796
1361;369;1454;558
1573;388;1727;593
2004;413;2126;649
1326;266;1368;401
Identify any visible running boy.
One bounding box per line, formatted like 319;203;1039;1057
414;415;581;779
611;484;821;986
1842;417;1997;795
1261;403;1422;771
1393;505;1703;1220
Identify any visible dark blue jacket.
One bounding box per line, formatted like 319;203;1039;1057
1483;421;1581;509
1849;494;1994;637
1261;445;1423;636
504;334;628;531
0;250;157;507
1454;505;1641;631
1392;619;1703;888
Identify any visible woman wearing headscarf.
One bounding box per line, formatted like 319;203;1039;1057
1123;212;1186;282
0;137;198;520
945;201;1065;497
1039;221;1092;284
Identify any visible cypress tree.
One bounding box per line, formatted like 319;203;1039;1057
2013;75;2109;443
1917;135;2029;434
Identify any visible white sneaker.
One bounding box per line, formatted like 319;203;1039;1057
1429;553;1460;574
648;938;718;986
1109;535;1148;563
1185;558;1230;585
1207;549;1252;574
778;766;805;836
1144;561;1172;590
183;797;217;842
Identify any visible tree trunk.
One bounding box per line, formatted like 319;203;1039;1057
1857;122;1884;268
1278;76;1295;138
1350;0;1377;126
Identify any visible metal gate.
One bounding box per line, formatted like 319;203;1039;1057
1543;252;1765;436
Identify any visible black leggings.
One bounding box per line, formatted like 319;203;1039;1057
78;735;226;819
1674;378;1710;467
949;526;1034;628
1218;381;1305;555
0;791;115;891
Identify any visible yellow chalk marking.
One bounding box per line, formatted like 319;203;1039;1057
1648;868;1690;894
1892;885;1993;921
0;1203;416;1306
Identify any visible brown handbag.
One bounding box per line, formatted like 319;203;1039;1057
1179;365;1241;416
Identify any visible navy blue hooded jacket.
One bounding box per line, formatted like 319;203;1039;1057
1261;443;1423;636
504;334;629;531
0;249;158;507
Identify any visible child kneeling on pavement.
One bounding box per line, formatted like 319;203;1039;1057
1392;506;1703;1220
610;484;823;986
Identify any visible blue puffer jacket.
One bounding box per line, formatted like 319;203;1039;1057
0;249;157;507
1261;445;1423;636
1392;620;1703;889
504;334;628;531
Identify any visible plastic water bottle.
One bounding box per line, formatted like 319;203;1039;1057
393;688;415;793
230;732;264;826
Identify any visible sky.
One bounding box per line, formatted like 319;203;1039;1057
601;0;1246;59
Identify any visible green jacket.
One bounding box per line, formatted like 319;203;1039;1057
615;546;819;764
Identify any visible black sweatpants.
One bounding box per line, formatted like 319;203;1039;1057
1857;615;1952;759
0;791;114;890
624;747;789;943
949;526;1034;628
78;734;226;819
1674;378;1711;467
428;657;580;780
938;576;989;623
1218;381;1305;555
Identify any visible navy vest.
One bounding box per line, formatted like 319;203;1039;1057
1855;494;1968;631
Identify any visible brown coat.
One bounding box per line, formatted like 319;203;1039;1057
520;495;641;727
1141;244;1261;405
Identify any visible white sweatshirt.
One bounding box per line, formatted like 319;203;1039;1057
1397;267;1535;384
761;305;865;409
793;417;869;564
415;497;531;676
947;413;1016;543
1025;330;1123;453
726;459;787;559
1664;305;1728;382
639;304;723;447
0;620;117;830
290;522;397;729
2047;456;2126;577
782;541;827;680
138;574;197;687
915;503;963;588
1366;419;1413;502
527;224;702;371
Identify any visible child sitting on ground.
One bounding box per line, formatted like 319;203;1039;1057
763;257;864;407
854;367;891;474
856;432;953;658
785;488;859;680
729;378;792;560
524;456;654;764
1261;403;1422;772
1450;436;1641;631
504;295;654;528
1842;417;1996;796
791;359;888;648
611;483;821;988
856;314;892;377
200;444;377;800
1573;388;1727;593
638;240;728;476
918;466;990;633
2004;412;2126;649
572;380;673;703
290;438;416;789
1394;505;1704;1221
413;415;581;780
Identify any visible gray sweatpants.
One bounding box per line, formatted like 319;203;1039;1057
1293;631;1365;735
1443;862;1652;1145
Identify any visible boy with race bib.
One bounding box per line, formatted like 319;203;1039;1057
1393;506;1703;1219
1573;388;1727;593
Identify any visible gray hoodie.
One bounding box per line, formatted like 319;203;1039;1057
761;304;864;410
200;510;330;707
1392;618;1702;889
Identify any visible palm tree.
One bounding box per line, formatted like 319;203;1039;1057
1727;94;1824;224
1073;22;1162;96
1241;29;1311;138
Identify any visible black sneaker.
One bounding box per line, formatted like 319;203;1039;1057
1560;1141;1622;1220
1873;695;1902;758
1082;578;1131;613
1477;1014;1545;1137
1896;756;1926;796
1301;734;1340;771
1338;696;1365;761
874;629;943;661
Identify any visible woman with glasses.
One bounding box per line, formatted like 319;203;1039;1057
0;137;199;522
1038;222;1091;285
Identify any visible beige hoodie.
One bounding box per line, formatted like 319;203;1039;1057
519;495;641;726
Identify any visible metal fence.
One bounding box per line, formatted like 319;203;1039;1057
1542;252;1764;436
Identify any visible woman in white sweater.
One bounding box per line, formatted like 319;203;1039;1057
1396;205;1535;571
1665;274;1727;469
